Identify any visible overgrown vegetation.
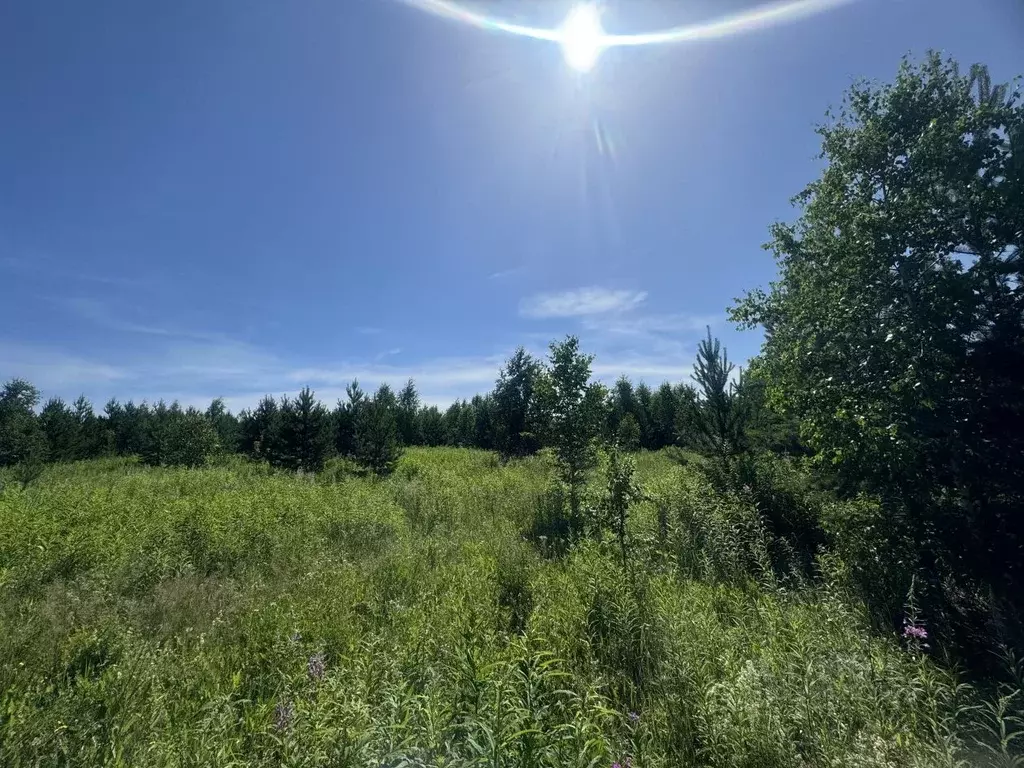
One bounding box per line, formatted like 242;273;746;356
1;52;1022;765
0;449;1019;767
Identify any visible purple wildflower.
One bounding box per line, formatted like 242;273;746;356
273;700;294;732
308;651;326;681
612;763;622;768
903;622;928;641
628;711;640;724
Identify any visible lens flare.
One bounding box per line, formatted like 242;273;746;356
560;4;604;72
400;0;854;71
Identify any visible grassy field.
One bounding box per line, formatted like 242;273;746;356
0;448;999;767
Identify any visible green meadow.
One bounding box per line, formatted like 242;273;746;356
2;449;1011;767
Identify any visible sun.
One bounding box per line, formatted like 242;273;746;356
559;3;605;72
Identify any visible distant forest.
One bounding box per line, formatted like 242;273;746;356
0;329;780;475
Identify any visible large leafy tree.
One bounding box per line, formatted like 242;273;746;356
731;54;1024;607
492;347;542;460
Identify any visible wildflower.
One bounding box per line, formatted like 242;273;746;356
273;700;294;732
612;763;622;768
308;651;326;681
902;621;928;641
289;630;302;644
628;711;640;724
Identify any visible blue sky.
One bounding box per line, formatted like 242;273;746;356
2;0;1022;411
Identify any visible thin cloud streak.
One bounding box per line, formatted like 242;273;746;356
520;287;648;318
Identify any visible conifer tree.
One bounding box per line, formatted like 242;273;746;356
333;380;365;457
277;387;333;472
418;405;445;446
688;328;751;462
0;379;46;468
205;398;240;453
239;395;281;463
38;397;81;462
397;379;421;446
354;386;402;475
492;347;542;459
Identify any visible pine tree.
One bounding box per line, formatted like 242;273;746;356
39;397;81;462
0;379;46;469
397;379;421;446
688;328;750;462
615;413;641;452
205;398;240;453
471;394;496;450
492;347;542;459
354;387;402;476
73;396;108;458
634;382;654;449
650;382;678;449
418;405;445;446
239;395;281;463
333;380;365;457
277;387;333;472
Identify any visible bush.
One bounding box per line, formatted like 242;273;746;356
142;409;219;468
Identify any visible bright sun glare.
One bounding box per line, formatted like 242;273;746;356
559;4;605;72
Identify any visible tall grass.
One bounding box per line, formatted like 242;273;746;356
0;448;1017;766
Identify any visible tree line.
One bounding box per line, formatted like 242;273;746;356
0;327;782;480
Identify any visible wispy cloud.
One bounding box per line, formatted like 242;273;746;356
0;341;128;394
581;312;721;337
374;347;403;361
520;287;648;318
488;266;525;280
56;297;228;343
1;254;148;287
